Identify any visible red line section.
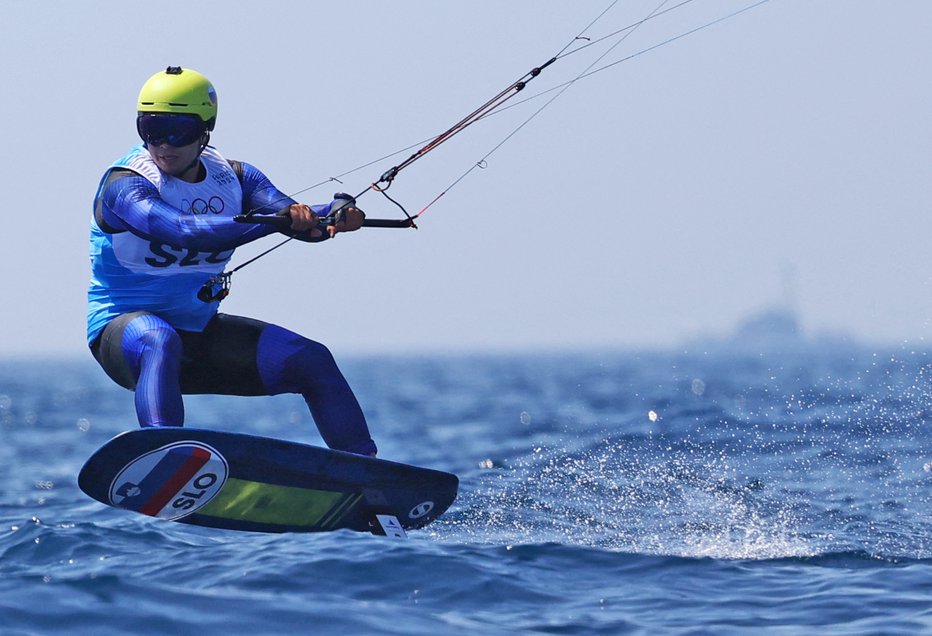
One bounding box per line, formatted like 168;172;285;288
139;447;211;517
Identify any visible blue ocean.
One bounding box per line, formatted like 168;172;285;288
1;341;930;634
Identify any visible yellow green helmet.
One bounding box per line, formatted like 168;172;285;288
137;66;218;130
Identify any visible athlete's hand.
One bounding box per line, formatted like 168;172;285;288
287;203;323;238
327;206;365;238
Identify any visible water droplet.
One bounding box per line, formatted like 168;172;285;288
648;410;659;422
76;418;91;432
519;411;532;425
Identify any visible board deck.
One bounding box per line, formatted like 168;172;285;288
78;428;458;536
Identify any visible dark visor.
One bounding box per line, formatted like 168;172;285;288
136;113;205;147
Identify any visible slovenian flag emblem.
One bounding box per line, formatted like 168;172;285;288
109;442;228;520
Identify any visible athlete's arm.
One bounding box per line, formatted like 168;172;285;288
240;164;365;240
96;165;330;250
97;172;281;251
238;162;330;243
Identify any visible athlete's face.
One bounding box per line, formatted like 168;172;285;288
147;140;202;181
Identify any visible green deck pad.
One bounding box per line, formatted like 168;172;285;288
198;478;363;528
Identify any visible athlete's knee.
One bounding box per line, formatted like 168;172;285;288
257;325;342;394
95;312;180;389
122;314;182;380
135;320;182;360
295;337;337;371
294;339;347;395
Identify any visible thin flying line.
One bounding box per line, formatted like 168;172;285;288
556;0;698;61
416;0;673;216
255;0;627;215
555;0;621;58
478;0;774;121
234;0;773;272
578;0;773;79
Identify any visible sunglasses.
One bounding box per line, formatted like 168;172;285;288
136;113;205;147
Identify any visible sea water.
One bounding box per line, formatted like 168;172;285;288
1;346;930;634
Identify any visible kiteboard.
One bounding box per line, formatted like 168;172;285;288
78;428;458;538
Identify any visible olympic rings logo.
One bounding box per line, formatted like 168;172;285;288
183;196;226;215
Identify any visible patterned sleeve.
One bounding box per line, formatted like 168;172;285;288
97;171;280;251
238;162;330;243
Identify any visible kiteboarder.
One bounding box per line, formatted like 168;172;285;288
86;66;377;457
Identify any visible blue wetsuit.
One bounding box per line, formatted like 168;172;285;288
87;145;377;456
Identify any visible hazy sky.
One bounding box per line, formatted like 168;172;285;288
1;0;929;357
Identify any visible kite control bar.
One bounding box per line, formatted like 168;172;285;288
234;192;415;229
235;214;414;229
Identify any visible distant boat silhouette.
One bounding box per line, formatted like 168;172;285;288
732;307;801;344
